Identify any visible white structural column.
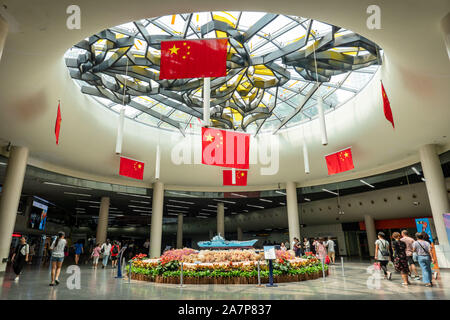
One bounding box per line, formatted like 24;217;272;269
217;202;225;237
177;213;183;249
0;13;8;61
286;182;301;242
150;181;164;258
364;214;377;256
237;226;243;241
419;144;450;267
0;146;29;272
96;197;110;245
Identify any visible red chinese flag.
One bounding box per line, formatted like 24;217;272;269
381;82;394;128
223;169;248;186
325;147;354;175
201;127;250;169
55;102;62;145
119;157;145;180
160;39;227;79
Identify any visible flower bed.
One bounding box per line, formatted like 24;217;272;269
127;250;328;285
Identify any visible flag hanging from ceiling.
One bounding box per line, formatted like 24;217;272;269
223;169;248;186
381;82;394;128
55;102;62;145
119;156;145;180
201;127;250;169
159;38;228;79
325;147;354;175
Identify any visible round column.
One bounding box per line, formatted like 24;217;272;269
150;181;164;258
217;202;225;237
96;197;110;245
0;146;29;272
176;213;183;249
286;181;301;243
364;214;377;256
0;13;8;61
237;226;243;241
419;144;450;267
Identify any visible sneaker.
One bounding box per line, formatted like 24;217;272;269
387;272;392;280
414;275;421;280
433;272;438;280
55;279;60;285
14;276;19;281
49;283;54;286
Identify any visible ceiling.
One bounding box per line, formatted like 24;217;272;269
0;0;449;191
65;11;381;134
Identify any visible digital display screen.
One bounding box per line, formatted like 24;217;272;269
29;201;48;230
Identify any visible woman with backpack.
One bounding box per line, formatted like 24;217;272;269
374;232;392;280
11;236;29;281
49;231;66;286
110;241;120;269
413;232;436;287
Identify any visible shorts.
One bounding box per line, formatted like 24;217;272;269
93;256;99;264
51;256;64;263
407;256;416;266
111;256;118;261
329;251;335;259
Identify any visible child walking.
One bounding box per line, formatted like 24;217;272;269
91;243;101;269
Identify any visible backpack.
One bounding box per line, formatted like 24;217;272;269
112;245;118;255
379;240;390;257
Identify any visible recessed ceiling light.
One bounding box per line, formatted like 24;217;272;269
411;167;421;176
117;192;151;199
421;177;426;182
208;204;228;209
130;200;151;204
89;206;100;209
168;199;195;205
128;205;151;209
77;200;100;204
64;192;91;197
201;209;216;213
167;204;189;209
196;216;208;219
275;191;286;195
231;193;247;198
279;202;286;205
212;199;236;204
132;209;152;213
43;182;92;190
247;204;265;209
259;199;273;203
360;179;375;188
167;191;197;198
322;188;339;196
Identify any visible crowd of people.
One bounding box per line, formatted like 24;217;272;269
9;233;150;286
277;237;336;264
374;230;437;287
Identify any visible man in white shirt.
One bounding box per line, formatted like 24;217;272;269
326;237;336;264
101;239;112;269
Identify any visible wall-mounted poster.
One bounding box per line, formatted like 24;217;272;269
29;201;48;230
443;214;450;245
415;218;433;242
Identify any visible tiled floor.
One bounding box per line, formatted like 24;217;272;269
1;261;449;300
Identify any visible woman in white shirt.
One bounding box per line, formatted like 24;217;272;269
49;231;67;286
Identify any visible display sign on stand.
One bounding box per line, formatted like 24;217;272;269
264;246;277;287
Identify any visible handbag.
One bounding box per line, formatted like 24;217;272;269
373;262;381;270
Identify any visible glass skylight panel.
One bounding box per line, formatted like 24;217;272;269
65;11;380;134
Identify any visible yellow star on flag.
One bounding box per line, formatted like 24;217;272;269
205;134;214;142
169;45;180;55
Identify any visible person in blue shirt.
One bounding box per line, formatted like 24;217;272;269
74;240;84;265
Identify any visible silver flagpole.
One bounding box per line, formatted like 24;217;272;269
115;58;129;154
